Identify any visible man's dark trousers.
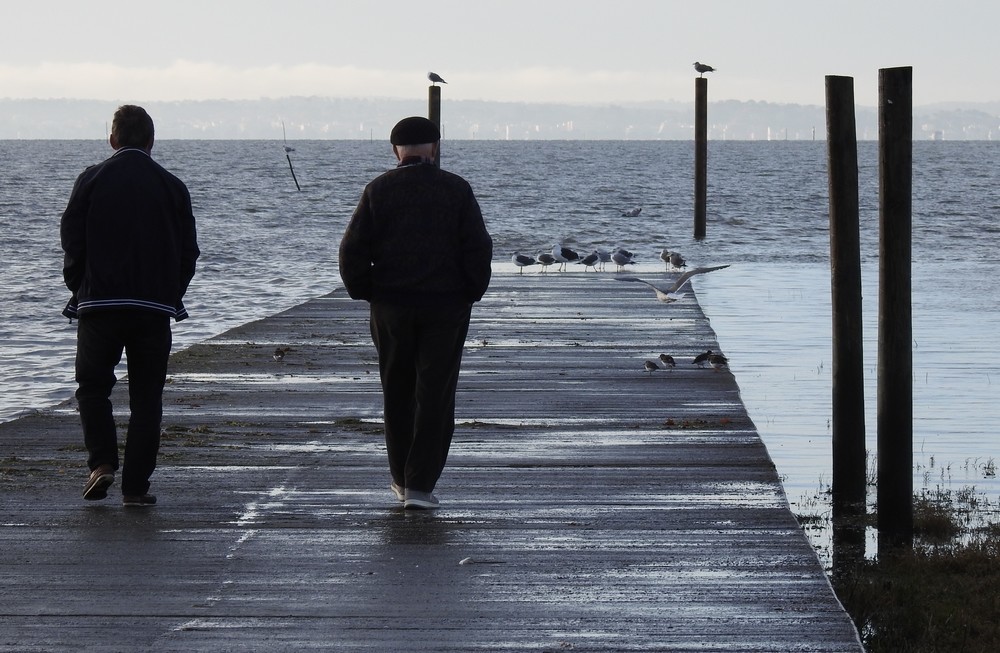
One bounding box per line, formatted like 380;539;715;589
75;310;171;496
370;302;472;493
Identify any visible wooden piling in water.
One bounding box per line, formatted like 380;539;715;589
825;75;867;572
825;76;867;511
694;77;708;240
877;66;914;553
428;85;442;167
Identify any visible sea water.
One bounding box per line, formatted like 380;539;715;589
1;139;997;542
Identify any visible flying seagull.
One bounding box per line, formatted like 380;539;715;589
616;264;730;303
428;72;447;85
693;61;716;77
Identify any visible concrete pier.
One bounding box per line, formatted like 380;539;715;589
0;271;862;652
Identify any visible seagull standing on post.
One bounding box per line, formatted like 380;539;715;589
693;62;716;77
428;72;447;85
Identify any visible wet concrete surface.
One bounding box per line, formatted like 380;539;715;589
0;273;863;651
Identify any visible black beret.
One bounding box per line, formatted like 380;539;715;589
390;116;441;145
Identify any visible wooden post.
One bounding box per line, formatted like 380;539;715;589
877;66;913;553
826;75;867;573
694;77;707;240
428;85;442;168
826;75;867;511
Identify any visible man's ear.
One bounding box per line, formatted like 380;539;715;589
109;133;119;150
392;145;401;161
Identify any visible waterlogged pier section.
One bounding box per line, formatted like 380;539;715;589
0;272;862;651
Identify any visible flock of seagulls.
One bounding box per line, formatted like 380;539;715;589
509;242;733;377
513;245;639;273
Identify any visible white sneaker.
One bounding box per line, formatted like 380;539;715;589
403;490;440;510
390;482;405;502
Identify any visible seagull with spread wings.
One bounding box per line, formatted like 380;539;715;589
616;264;730;303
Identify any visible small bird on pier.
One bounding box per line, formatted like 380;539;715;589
428;72;447;85
693;349;713;368
512;253;537;273
693;62;716;77
612;248;635;271
644;360;660;376
552;245;580;271
579;251;600;271
659;354;676;369
536;252;556;272
616;264;730;303
273;346;291;362
621;207;642;217
667;250;686;269
709;352;729;371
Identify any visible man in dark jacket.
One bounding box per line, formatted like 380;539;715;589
61;104;199;507
339;116;492;510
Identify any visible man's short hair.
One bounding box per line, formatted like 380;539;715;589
111;105;155;149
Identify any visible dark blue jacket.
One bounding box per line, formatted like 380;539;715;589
339;160;492;306
60;147;199;321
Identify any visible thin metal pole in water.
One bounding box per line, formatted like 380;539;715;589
428;85;442;168
694;77;708;240
825;75;867;571
877;66;914;553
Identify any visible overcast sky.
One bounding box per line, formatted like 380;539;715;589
3;0;996;107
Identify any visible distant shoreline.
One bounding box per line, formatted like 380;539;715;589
2;97;997;141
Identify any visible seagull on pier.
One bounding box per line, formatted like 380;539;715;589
612;248;635;271
693;62;716;77
536;252;556;272
552;245;580;271
512;253;537;273
709;352;729;371
661;250;686;269
579;251;600;271
595;248;613;271
693;349;713;368
616;264;730;303
428;72;447;85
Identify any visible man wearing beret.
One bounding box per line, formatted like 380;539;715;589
339;116;493;510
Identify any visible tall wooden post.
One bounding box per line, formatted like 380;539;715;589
826;75;867;510
428;85;442;168
877;66;913;553
826;75;867;573
694;77;708;240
